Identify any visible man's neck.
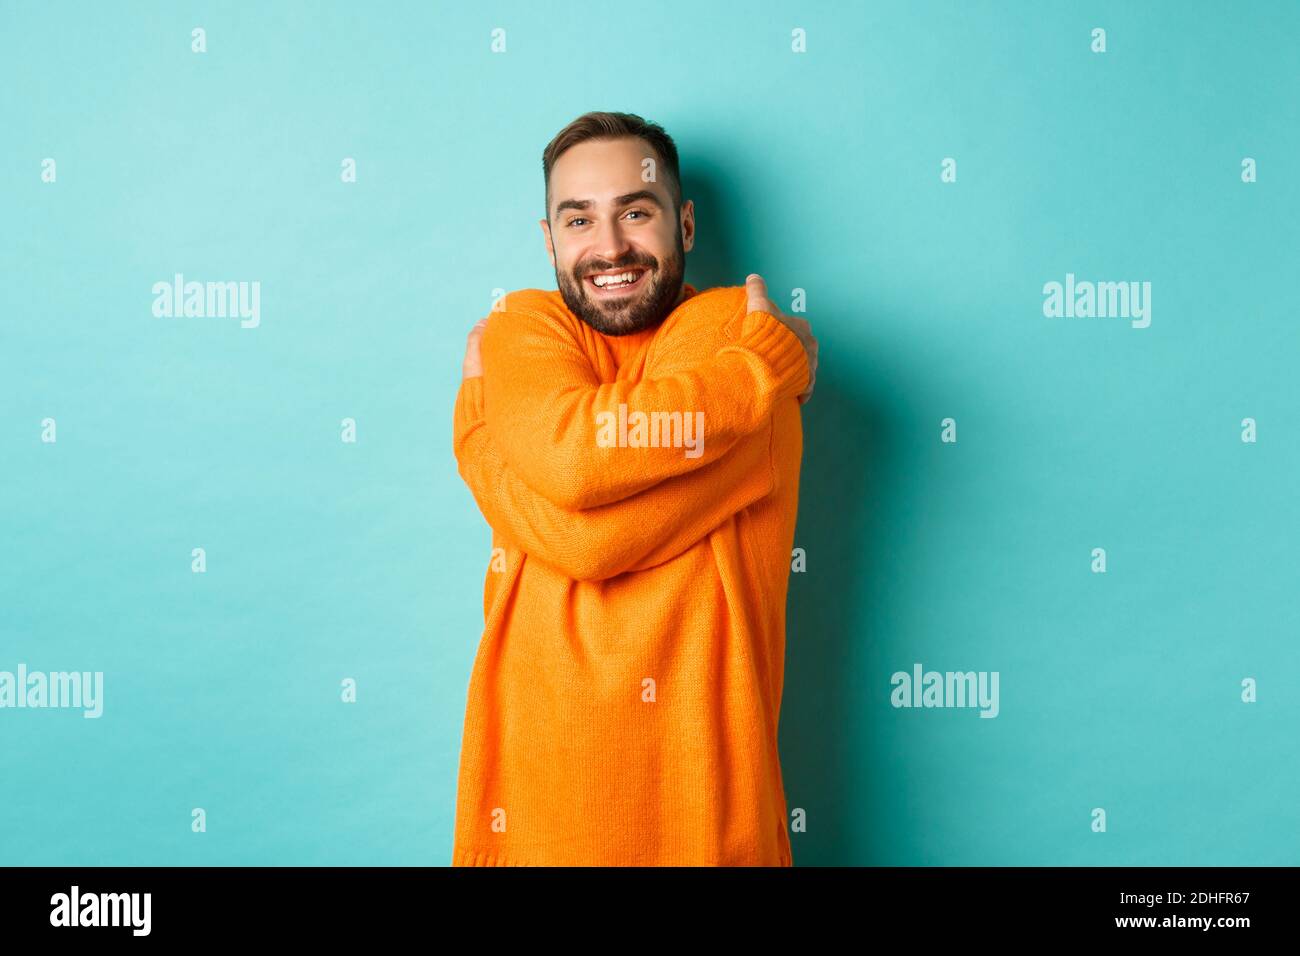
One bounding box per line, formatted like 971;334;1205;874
672;282;692;310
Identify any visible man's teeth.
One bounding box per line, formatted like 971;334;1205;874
591;270;641;287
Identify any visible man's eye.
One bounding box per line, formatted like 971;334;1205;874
568;210;649;227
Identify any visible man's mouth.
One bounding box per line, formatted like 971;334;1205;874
584;266;650;296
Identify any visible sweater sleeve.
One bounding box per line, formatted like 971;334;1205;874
454;376;776;582
479;301;808;511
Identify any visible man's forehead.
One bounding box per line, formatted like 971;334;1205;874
551;142;664;198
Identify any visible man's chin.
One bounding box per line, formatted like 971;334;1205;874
586;289;647;314
574;286;653;334
588;309;649;336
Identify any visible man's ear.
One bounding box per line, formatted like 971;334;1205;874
539;218;556;268
679;199;695;254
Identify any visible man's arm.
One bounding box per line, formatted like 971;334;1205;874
479;275;813;510
454;376;777;582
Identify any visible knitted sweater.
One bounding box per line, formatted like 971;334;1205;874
450;281;809;866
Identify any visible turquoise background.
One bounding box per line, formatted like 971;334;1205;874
2;0;1296;866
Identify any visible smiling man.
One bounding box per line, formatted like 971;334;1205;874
450;111;818;866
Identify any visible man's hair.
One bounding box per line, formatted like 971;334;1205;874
542;111;682;222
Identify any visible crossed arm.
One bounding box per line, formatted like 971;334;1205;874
452;278;813;581
454;376;777;581
476;297;809;510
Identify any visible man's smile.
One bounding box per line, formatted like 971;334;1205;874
584;265;650;297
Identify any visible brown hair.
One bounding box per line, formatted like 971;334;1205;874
542;111;682;221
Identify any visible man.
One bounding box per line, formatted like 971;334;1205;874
451;111;818;866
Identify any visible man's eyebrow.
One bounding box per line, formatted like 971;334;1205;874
553;190;665;216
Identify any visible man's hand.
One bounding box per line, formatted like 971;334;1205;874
463;318;488;379
746;274;817;404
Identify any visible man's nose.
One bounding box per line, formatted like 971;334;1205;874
592;218;633;263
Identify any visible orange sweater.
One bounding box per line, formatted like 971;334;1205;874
451;282;809;866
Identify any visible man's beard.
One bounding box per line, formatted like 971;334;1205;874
555;233;686;337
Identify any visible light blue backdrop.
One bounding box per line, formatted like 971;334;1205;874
2;0;1296;866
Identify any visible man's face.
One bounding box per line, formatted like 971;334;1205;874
541;137;695;336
